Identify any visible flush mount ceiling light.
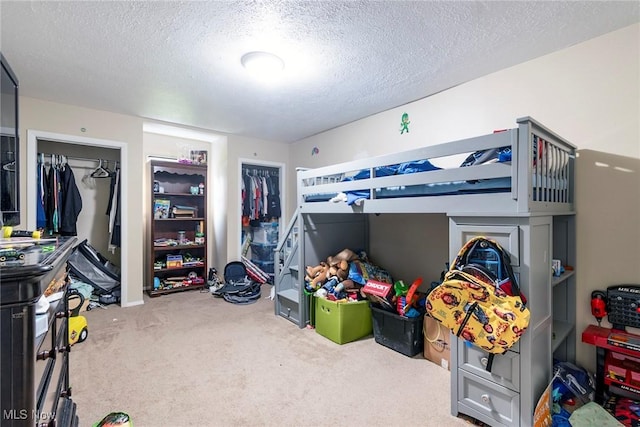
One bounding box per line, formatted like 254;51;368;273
241;51;285;81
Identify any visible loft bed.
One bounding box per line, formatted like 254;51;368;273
278;115;576;327
296;117;575;215
277;116;577;427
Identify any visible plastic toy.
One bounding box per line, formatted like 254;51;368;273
394;280;409;297
402;277;423;315
93;411;132;427
68;289;88;345
0;247;25;263
69;313;88;345
1;226;42;239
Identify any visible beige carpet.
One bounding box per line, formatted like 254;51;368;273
71;285;471;427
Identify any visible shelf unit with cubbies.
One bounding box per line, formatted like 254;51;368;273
148;160;208;297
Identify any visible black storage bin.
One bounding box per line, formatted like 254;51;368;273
371;305;424;357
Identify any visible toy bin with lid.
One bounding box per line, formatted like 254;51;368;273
250;242;276;262
251;222;279;245
315;298;372;345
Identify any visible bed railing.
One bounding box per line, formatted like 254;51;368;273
515;117;575;212
297;117;575;215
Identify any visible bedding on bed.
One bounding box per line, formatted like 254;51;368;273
323;146;512;205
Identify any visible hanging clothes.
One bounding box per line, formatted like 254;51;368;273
38;155;83;236
58;162;83;236
241;165;281;222
106;167;121;253
41;157;59;234
267;173;281;218
242;171;252;218
36;155;47;229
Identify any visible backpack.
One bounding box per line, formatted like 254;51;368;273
426;236;530;371
211;261;261;305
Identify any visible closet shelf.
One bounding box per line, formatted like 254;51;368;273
153;192;204;197
153;244;206;251
154;217;205;222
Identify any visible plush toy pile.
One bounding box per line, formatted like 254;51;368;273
304;248;361;300
304;248;432;320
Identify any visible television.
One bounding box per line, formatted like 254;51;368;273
0;52;20;226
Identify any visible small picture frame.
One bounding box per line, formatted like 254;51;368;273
190;150;207;165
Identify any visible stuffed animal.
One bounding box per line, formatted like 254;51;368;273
304;248;356;290
305;262;330;290
327;248;358;266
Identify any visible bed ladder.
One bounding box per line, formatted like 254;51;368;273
274;208;307;327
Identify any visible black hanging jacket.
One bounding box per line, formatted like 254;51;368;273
58;165;83;236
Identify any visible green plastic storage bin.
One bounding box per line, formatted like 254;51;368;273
315;298;372;344
303;289;316;327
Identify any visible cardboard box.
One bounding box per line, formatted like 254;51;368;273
315;298;372;344
423;314;450;370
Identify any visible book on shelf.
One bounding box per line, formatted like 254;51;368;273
172;205;197;218
154;199;171;219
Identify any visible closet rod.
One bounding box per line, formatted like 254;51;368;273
39;153;119;163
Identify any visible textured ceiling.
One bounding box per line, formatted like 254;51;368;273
1;1;638;142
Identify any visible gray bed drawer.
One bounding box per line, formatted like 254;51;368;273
458;369;520;427
458;342;520;392
277;295;300;324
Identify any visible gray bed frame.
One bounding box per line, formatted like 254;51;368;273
275;116;577;427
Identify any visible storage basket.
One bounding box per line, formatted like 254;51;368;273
315;298;372;344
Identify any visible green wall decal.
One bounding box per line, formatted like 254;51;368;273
400;112;410;134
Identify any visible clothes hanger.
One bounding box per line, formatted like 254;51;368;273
91;159;111;178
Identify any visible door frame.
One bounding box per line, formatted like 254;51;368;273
26;130;132;306
237;158;286;260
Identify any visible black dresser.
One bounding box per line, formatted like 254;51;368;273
0;236;78;427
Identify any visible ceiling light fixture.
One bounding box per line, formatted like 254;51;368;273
241;51;285;81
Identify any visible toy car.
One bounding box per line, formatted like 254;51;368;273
67;288;88;345
0;247;25;263
69;315;88;345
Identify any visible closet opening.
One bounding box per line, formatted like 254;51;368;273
239;159;285;283
26;130;131;306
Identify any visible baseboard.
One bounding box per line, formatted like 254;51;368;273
121;299;144;308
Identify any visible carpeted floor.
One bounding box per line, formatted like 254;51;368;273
71;285;472;426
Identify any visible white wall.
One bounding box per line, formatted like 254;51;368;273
290;23;640;372
19;97;144;306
